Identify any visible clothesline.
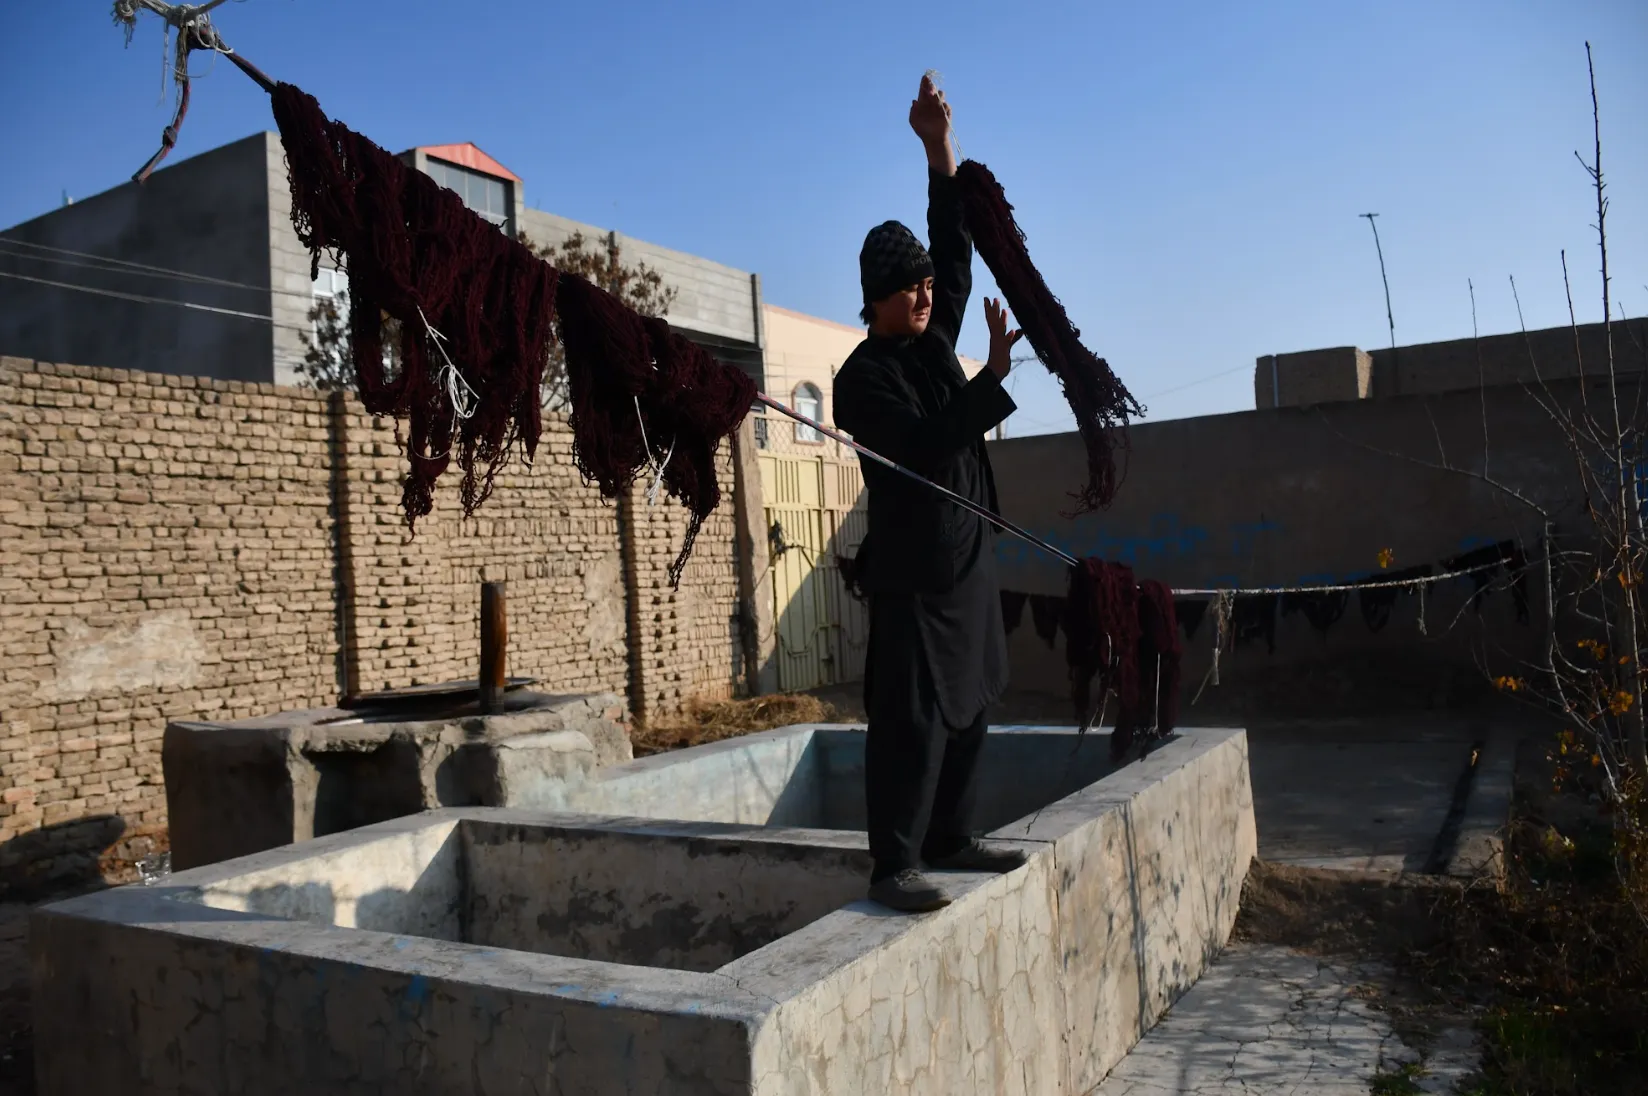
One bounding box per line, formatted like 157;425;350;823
755;397;1528;602
1169;558;1517;599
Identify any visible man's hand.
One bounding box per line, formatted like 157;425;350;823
984;297;1023;380
909;74;951;144
909;73;957;176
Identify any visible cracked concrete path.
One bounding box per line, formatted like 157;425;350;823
1092;943;1476;1095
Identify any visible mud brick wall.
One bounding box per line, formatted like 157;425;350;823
623;448;744;723
341;408;630;698
0;361;340;896
0;357;747;893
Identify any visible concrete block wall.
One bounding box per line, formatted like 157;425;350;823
517;209;761;349
0;357;747;892
0;134;279;385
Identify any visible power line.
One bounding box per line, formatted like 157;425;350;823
0;237;324;301
1003;362;1252;435
0;269;313;333
1139;364;1250;401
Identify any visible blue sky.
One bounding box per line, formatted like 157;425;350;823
2;0;1644;433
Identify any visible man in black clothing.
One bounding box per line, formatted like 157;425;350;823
833;75;1030;913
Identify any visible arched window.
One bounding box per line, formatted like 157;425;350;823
793;382;823;443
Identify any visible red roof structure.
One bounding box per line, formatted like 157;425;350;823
415;143;521;183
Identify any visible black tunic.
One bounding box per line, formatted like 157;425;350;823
834;169;1017;729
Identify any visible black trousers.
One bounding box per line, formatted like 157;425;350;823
863;594;988;882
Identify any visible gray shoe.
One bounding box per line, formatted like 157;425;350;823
868;869;951;913
924;840;1029;874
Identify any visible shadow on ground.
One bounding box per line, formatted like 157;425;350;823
0;817;169;1096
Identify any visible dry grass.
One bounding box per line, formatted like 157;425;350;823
631;694;841;757
1410;761;1648;1095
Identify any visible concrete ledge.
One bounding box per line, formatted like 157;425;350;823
1444;732;1517;882
162;692;629;869
38;726;1255;1094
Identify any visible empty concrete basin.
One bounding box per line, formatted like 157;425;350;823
35;726;1257;1095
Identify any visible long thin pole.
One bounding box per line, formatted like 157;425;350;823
753;394;1080;568
479;581;507;714
224;49;277;94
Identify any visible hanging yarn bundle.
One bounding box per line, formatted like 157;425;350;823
270;83;755;584
1064;559;1182;759
637;314;758;582
957;161;1142;511
272;83;556;525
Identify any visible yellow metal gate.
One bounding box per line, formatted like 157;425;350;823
759;451;869;693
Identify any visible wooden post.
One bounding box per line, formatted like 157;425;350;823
479;581;507;713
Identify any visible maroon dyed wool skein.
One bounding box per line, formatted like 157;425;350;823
270;82;756;585
271;82;557;525
957;161;1142;512
552;274;756;586
1064;559;1182;761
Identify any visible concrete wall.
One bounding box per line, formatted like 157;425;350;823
508;724;1119;837
188;816;465;940
463;819;868;972
724;727;1256;1094
0;357;749;895
988;377;1602;704
33;727;1255;1094
518;208;763;349
1257;316;1648;408
0;134;281;384
33;822;765;1095
3;131;770;391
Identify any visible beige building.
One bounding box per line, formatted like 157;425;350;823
751;303;992;696
757;303;988;454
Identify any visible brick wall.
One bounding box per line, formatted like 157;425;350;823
0;361;340;894
0;357;747;893
339;408;632;699
623;450;744;723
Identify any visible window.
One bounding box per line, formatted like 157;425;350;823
426;158;512;232
312;266;346;301
311;266;349;331
793;382;823;443
312;266;398;373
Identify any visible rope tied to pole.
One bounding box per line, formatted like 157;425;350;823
114;0;238;182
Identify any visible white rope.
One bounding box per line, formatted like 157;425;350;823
1211;591;1232;686
632;395;677;506
923;69;964;162
416;306;476;422
1192;591;1235;705
116;0;236;70
1168;556;1509;598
